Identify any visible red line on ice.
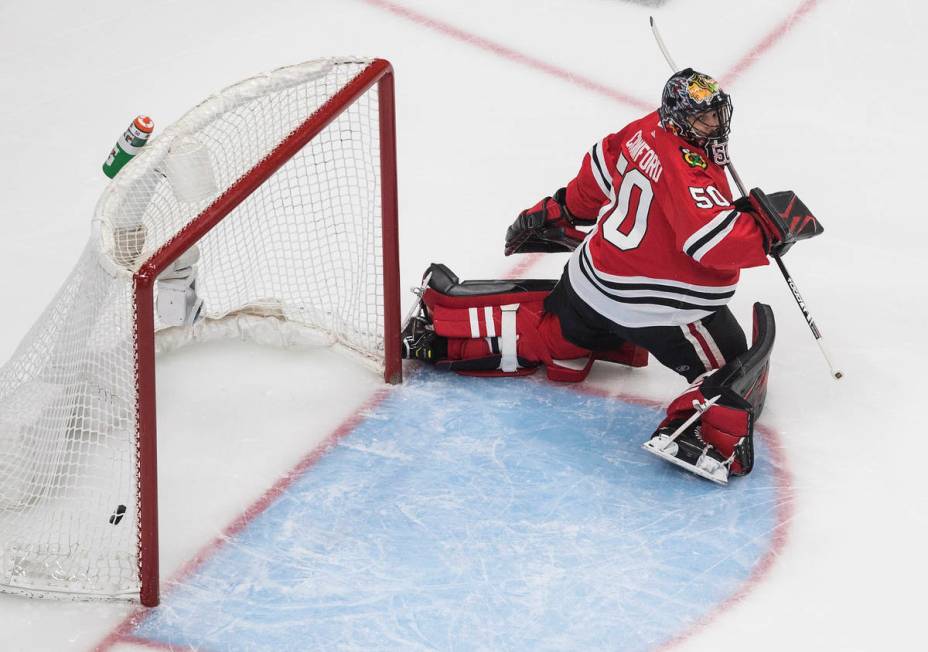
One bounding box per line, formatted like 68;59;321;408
94;389;393;652
721;0;823;86
652;422;795;652
360;0;652;112
108;634;188;651
503;251;544;278
559;366;796;652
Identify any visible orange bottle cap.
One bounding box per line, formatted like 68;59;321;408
134;116;154;133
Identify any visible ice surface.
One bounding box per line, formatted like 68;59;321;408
0;0;925;650
130;371;786;651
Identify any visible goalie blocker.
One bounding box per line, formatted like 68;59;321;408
643;302;775;484
738;188;824;257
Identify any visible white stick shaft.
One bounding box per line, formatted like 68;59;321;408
815;333;844;380
661;395;721;449
772;253;844;380
726;160;749;197
649;17;679;72
648;17;842;382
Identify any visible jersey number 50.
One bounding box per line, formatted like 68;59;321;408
601;157;653;251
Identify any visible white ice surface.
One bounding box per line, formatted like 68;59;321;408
0;0;925;650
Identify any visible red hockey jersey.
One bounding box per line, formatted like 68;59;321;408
563;111;768;328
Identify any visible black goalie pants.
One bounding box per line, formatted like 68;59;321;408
544;270;748;383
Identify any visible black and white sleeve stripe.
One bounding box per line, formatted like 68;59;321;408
682;210;742;262
588;139;611;198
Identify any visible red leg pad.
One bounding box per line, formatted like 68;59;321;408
659;384;753;476
700;403;752;475
423;286;647;379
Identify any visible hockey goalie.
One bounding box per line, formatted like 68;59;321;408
401;68;824;485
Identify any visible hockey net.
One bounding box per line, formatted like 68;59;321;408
0;58;399;606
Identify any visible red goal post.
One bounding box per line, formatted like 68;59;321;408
134;58;400;606
0;58;400;608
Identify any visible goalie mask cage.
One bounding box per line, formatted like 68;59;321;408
0;58;400;607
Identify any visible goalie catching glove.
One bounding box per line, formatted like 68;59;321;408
735;188;824;257
505;187;595;256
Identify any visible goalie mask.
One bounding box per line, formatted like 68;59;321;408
659;68;733;165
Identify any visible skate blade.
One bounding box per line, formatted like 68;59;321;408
641;438;729;486
400;272;433;333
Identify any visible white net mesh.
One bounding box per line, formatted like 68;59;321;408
0;58;389;600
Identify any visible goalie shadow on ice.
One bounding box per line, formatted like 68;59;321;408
402;67;826;486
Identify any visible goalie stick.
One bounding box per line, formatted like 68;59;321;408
649;16;843;381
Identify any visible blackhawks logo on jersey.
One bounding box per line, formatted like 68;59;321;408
680;147;708;169
687;74;720;104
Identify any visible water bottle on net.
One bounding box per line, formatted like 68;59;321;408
102;115;154;179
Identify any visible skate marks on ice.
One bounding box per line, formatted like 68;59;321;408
128;370;788;651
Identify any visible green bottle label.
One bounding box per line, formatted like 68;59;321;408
103;116;153;179
103;143;133;179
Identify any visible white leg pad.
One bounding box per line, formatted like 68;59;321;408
500;303;520;373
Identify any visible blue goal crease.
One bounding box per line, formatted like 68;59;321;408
132;369;783;652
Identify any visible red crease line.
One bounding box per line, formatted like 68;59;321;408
94;388;393;652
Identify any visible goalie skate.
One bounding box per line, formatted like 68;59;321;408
400;270;448;362
642;429;732;486
643;302;776;484
400;270;433;335
642;395;735;486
